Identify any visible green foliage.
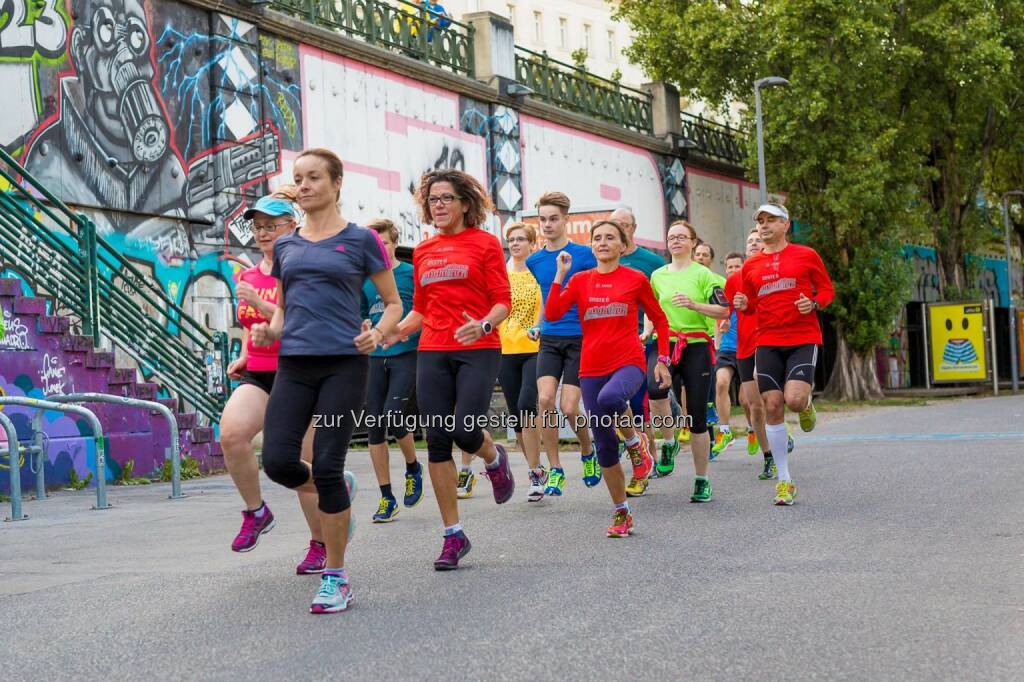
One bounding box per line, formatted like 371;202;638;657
114;459;151;486
66;468;93;491
159;456;201;482
610;68;623;84
570;48;588;69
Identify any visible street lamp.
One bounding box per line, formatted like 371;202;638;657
754;76;790;205
1000;190;1023;393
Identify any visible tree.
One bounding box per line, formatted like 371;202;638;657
616;0;1024;399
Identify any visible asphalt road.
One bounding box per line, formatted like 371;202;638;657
2;395;1023;680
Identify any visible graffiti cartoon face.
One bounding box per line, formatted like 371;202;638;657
931;304;985;378
70;0;169;162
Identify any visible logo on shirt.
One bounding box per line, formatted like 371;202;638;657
369;300;385;315
421;264;470;285
584;303;628;320
335;244;347;253
757;277;796;297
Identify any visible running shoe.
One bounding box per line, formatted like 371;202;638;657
712;430;735;455
625;476;649;497
295;540;327;575
690;477;712;503
774;480;797;505
606;509;634;537
345;471;357;540
372;497;399;523
706;402;719;426
798;399;817;432
457;469;476;499
581;445;602;487
434;531;471;570
231;504;275;552
310;574;353;614
758;456;777;480
787;425;796;454
527;467;548;502
480;444;515;504
544;467;566;496
747;431;759;456
404;463;424;507
678;427;691;443
656;440;679;477
624;433;654;480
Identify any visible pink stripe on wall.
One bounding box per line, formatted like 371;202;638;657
600;184;622;202
346;161;402;192
384;111;481;143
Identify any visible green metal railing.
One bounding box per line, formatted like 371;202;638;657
0;148;229;423
269;0;474;76
514;47;653;134
680;112;747;164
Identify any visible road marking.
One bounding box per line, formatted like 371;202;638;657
796;432;1024;444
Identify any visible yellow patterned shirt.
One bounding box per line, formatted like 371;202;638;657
500;269;541;354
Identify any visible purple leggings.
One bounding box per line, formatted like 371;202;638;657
580;365;646;468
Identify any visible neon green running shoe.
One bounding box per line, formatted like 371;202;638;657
656;440;678;477
712;429;734;455
544;467;566;496
581;446;602;487
798;399;817;432
690;476;712;503
758;456;777;480
774;480;797;506
746;431;759;456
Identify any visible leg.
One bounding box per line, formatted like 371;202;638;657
579;375;624;500
418;352;459;527
515;354;542;469
220;384;269;510
681;344;712;478
263;358;319;495
757;347;792;482
298;424;323;542
559;385;591;454
715;366;734;430
742;381;770;452
536;375;562;469
365;357;393;492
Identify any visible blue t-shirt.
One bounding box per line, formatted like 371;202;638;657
526;241;597;336
362;261;418;357
720;310;738;353
621;245;665;335
272;224;390;356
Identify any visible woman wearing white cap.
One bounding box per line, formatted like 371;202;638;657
219;189;326;575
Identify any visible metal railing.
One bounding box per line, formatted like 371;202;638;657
679;112;747;164
514;46;653;134
269;0;474;76
1;411;25;521
0;147;229;423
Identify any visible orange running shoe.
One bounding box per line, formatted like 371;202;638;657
606;508;634;537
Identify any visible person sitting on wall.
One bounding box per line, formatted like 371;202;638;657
397;0;451;44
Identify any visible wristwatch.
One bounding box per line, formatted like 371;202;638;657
657;355;670;365
480;319;494;335
811;299;820;311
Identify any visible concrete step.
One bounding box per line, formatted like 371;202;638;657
37;315;70;335
107;368;136;386
133;383;159;401
60;335;94;353
86;351;114;369
12;296;46;316
0;278;22;297
175;412;197;430
190;426;213;444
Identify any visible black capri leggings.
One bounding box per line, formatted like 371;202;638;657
669;342;713;435
418;349;501;463
498;353;538;433
366;351;417;445
262;354;369;514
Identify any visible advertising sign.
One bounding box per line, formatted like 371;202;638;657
517;206;615;247
927;302;989;383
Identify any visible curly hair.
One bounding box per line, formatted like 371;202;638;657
415;169;494;227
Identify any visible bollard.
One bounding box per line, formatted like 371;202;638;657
1;411;26;521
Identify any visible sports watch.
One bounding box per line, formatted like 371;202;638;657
480;319;494;335
657;355;670;365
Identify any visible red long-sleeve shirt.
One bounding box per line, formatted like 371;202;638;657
545;265;670;377
413;227;511;351
724;271;758;359
737;243;834;347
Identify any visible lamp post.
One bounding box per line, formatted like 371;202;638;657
754;76;790;205
1001;191;1023;393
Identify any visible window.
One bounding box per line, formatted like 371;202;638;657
583;24;591;53
507;3;515;21
607;29;615;60
466;0;479;10
533;11;543;43
559;18;568;49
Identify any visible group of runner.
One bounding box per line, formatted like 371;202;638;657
216;150;834;614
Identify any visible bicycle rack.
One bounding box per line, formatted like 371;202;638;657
0;397;109;510
1;411;26;521
45;393;185;500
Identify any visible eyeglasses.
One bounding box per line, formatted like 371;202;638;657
507;236;532;244
427;194;461;206
667;235;693;243
251;221;293;233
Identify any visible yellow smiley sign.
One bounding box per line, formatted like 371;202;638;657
929;302;988;382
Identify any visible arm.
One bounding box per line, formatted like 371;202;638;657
227;329;248;379
356;269;403;353
250;284;284;346
544;279;578;323
638;280;671;359
809;250;835;309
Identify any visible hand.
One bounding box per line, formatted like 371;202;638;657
382;328;409;348
235;281;260;306
672;293;695;309
654;362;671;389
719;318;731;334
733;292;748;311
354;319;381;354
796;293;816;315
227;357;246;380
639;329;652;344
527;325;541;341
555;251;572;279
455;311;484;345
250;322;275;347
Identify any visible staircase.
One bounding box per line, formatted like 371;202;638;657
0;149;228;492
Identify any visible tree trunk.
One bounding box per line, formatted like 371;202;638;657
823;331;885;401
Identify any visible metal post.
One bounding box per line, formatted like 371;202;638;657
1001;192;1022;393
1;411;26;521
989;299;999;396
32;411;46;500
922;302;932;390
753;76;790;206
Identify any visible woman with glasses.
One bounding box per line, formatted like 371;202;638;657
383;169;515;571
649;220;728;504
220;189;326;575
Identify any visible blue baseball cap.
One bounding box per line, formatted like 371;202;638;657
243;196;298;220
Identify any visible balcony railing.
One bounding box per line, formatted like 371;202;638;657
679;112;747;164
514;46;653;134
269;0;474;76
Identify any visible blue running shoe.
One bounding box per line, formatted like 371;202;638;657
404;463;424;507
544;467;566;496
582;445;602;487
372;496;399;523
706;402;719;427
310;574;353;614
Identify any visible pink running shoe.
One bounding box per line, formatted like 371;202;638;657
296;540;327;574
480;444;515;504
231;505;275;552
433;531;472;571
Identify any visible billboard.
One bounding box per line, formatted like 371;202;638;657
516;205;615;247
927;302;989;383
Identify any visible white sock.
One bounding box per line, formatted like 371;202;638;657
615;501;629;512
624;433;641;447
720;425;731;434
765;422;791;481
253;502;267;518
444;523;463;536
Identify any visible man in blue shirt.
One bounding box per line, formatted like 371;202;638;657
526;191;597;496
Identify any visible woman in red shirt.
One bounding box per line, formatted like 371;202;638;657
384;169;515;570
545;220;671;537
